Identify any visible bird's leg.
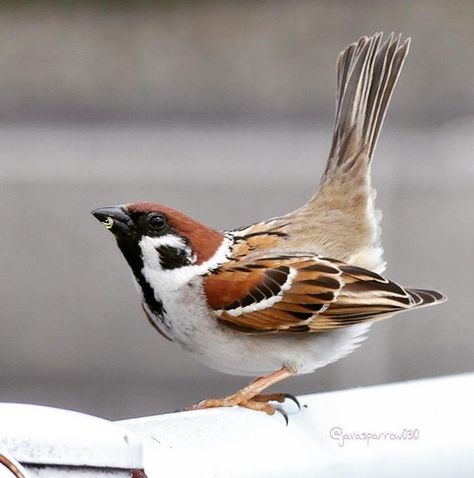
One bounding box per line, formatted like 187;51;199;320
186;366;295;417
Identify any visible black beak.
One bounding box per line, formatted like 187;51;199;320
91;205;133;236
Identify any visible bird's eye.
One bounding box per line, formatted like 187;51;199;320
148;214;168;231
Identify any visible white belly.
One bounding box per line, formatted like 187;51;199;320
158;279;371;377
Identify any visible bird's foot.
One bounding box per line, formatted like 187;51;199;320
184;391;300;425
185;395;290;424
182;366;297;424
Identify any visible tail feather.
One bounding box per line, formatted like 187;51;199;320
279;34;411;272
324;33;410;179
407;288;447;308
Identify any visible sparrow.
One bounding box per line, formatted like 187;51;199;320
92;33;446;421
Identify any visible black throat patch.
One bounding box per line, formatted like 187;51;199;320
116;238;165;318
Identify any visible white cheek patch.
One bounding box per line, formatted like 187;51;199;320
138;234;232;294
141;234;188;250
139;234;193;268
138;237;163;270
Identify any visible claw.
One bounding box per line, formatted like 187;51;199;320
252;392;301;411
274;405;289;426
282;393;301;410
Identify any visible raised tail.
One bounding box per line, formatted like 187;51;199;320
277;34;412;272
323;33;410;180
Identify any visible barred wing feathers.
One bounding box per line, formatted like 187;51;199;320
204;254;445;334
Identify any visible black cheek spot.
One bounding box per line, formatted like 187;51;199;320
157;245;191;270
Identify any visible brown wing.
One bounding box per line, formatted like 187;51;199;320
203;253;445;334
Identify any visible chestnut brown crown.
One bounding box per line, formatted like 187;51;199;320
92;202;224;264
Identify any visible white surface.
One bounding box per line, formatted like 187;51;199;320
0;404;142;470
120;373;474;478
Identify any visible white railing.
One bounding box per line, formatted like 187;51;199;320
1;374;472;477
120;373;474;478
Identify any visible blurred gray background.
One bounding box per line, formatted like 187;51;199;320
0;1;472;420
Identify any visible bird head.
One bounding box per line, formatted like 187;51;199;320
92;203;224;277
